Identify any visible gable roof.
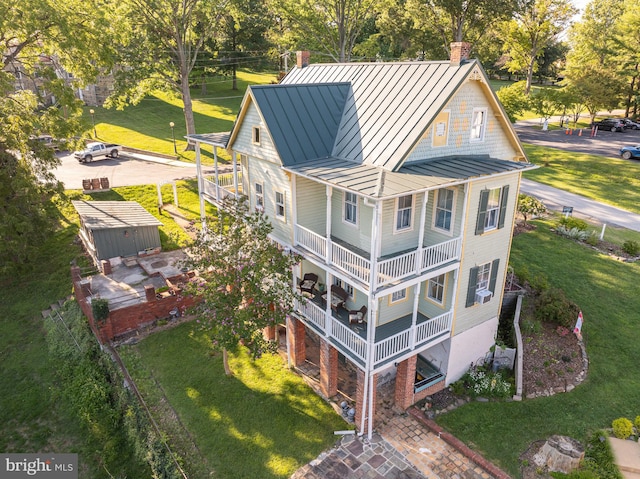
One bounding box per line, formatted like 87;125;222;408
248;83;350;165
73;201;163;230
279;60;523;171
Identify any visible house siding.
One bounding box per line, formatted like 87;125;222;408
418;272;453;318
423;186;464;245
296;177;327;235
452;173;520;336
405;81;518;163
377;287;415;326
331;191;372;255
379;192;425;257
233;103;279;162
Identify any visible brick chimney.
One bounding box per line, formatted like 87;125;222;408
450;42;471;66
296;50;310;68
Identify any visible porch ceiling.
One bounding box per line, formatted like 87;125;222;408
284;155;535;199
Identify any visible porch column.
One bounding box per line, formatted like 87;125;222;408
232;151;239;199
319;339;338;398
416;191;428;275
394;355;417;410
410;283;420;349
213;146;220;202
292;174;298;244
325;186;332;265
287;315;306;367
324;272;333;336
195;143;206;223
356;369;377;434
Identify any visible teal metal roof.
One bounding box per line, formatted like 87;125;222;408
73;201;163;230
188;132;230;147
284;155;536;199
249;83;350;166
281;61;480;171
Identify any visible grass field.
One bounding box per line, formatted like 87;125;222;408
120;323;348;478
86;69;278;163
439;216;640;475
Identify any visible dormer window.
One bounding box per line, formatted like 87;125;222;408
252;126;261;145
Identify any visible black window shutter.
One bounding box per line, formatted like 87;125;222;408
466;266;479;307
498;185;509;229
475;189;489;235
489;259;500;293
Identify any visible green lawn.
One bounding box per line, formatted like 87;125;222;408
439;217;640;475
86;69;278;163
523;143;640;215
120;322;348;479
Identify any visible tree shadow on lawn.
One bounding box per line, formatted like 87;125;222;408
137;323;345;479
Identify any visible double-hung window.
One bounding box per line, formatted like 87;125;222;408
344;192;358;225
427;274;446;304
475;185;509;235
275;191;285;219
333;278;354;299
434;189;454;232
470;108;486;141
395;195;413;232
390;288;407;304
465;259;500;307
255;183;264;210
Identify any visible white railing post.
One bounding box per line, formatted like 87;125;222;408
326;186;332;265
213;146;220;202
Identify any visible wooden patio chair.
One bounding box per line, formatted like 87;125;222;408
299;273;318;295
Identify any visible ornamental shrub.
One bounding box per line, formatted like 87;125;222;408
534;288;580;327
635;416;640;431
558;216;588;231
556;225;589;241
454;365;513;399
91;298;110;321
612;417;633;439
622;240;640;256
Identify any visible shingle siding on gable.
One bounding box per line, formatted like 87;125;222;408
234;104;279;162
404;81;518;164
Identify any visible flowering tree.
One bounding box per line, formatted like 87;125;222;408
185;197;300;375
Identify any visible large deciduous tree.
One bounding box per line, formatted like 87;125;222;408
1;0;105;277
273;0;381;62
108;0;227;146
185;197;300;375
500;0;575;94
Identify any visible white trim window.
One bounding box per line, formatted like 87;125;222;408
484;187;502;231
427;274;446;304
275;191;285;219
333;278;354;299
252;126;261;145
434;188;454;233
476;263;491;292
390;288;407;304
255;183;264;211
343;192;358;225
470;108;487;141
395;195;413;232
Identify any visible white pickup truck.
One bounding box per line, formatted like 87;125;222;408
74;142;122;163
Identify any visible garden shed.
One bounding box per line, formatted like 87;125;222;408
73;200;163;263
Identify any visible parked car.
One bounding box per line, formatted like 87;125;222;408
621;118;640;130
592;118;626;132
74;142;122;163
620;145;640;160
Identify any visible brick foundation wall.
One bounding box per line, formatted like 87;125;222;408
414;381;446;403
287;315;306;367
394;356;417;410
355;369;377;433
319;339;338;398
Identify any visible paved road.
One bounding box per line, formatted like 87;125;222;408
53;150;216;190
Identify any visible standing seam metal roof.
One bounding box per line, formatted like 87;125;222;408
281;61;477;171
72;201;163;230
284;156;535;199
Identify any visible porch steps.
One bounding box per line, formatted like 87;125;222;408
609;437;640;478
41;296;75;319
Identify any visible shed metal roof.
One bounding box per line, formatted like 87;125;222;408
72;201;163;230
281;61;481;171
284;155;536;199
188;132;230;148
249;83;350;166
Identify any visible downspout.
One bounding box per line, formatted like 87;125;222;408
451;183;470;337
292;174;298;245
326;186;333;265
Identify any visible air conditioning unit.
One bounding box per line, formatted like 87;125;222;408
475;289;492;304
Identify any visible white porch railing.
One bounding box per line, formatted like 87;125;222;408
207;172;242;188
331;242;371;283
295;225;327;258
420;237;461;272
376;250;417;286
202;178;237;202
330;319;367;362
416;311;453;345
294;298;453;366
